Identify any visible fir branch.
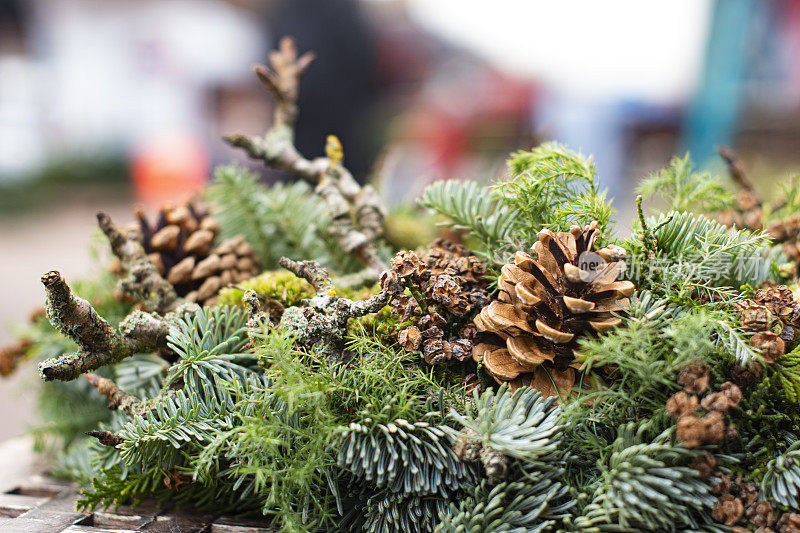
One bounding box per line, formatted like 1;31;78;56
761;440;800;510
495;142;615;243
419;179;522;263
447;386;563;475
337;415;478;496
637;153;733;213
435;480;560;533
569;424;719;532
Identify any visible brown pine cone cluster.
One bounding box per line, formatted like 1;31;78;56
381;242;490;366
471;222;633;396
732;285;800;384
115;202;261;306
668;361;742;448
712;472;775;528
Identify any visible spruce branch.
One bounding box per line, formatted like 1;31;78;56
97;211;180;313
224;36;387;276
38;271;173;381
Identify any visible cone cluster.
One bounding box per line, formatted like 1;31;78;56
117;202;261;306
472;222;633;395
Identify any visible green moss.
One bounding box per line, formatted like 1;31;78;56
217;270;316;307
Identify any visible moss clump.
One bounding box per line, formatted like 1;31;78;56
217;270;317;308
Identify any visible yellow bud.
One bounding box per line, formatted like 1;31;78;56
326;135;343;167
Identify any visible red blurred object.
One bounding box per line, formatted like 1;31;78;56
131;132;209;207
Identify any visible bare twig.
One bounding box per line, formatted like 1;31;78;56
719;146;758;197
37;271;186;382
86;430;124;448
97;212;181;314
86;373;143;414
224;36;387;277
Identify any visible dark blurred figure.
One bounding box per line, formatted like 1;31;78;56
0;0;27;53
269;0;380;183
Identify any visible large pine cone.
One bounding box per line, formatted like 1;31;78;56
472;222;634;396
117;202;261;306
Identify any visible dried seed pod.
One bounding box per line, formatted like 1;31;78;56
777;513;800;533
666;391;699;418
691;453;716;479
678;360;711;395
398;326;422;352
747;501;775;528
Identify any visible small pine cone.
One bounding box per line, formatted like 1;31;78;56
422;326;444;339
777;513;800;533
678;360;711;395
739;300;772;332
450;339;473;362
398;326;422;352
731;363;764;386
418;312;447;329
751;332;786;364
390;251;426;279
422;338;449;365
714;494;745;526
747;501;775;528
735;481;758;508
691;453;717;479
768;219;789;241
711;472;732;495
479;446;508;484
667;391;699;418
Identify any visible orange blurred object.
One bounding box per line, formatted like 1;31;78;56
131;132;209;207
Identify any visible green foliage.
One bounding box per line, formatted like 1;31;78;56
627;211;776;299
448;386;562;463
496;142;615;244
638;153;733;213
338;414;477;496
206;165;360;273
570;424;720;532
774;345;800;405
217;270;316;307
761;440;800;510
419;179;523;263
435;480;559;533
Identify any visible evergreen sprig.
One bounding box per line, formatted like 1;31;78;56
570;424;720;532
761;440;800;510
638;153;733;213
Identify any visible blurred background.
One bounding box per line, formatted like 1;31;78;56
2;0;800;437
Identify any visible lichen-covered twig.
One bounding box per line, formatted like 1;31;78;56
97;211;180;313
278;257;389;361
279;256;332;293
224;37;387;276
38;271;176;382
86;373;143;414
